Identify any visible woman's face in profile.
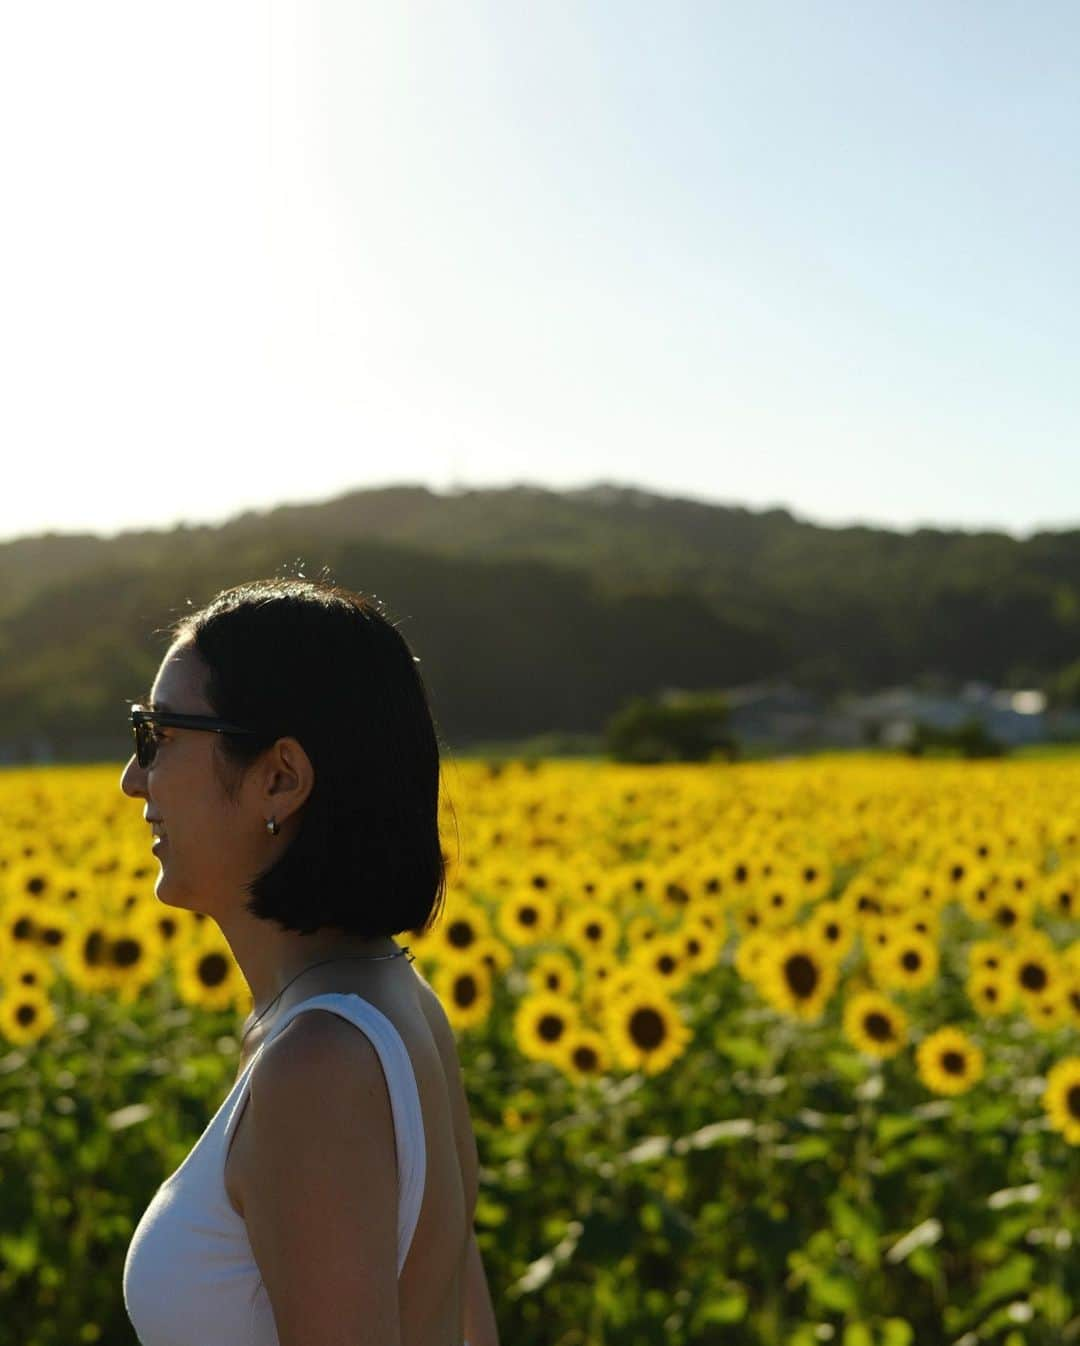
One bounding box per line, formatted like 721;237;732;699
119;639;255;914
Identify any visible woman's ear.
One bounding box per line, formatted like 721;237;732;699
264;736;315;820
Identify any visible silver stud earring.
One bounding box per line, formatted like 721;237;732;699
266;817;280;836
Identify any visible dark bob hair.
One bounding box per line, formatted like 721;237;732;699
166;575;449;939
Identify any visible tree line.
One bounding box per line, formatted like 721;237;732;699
1;482;1078;760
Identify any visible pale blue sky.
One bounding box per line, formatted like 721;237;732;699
1;1;1077;541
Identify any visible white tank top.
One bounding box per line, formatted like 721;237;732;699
122;991;432;1346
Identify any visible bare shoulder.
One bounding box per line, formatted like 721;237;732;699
242;1012;401;1345
412;966;457;1058
251;1010;389;1120
411;967;480;1218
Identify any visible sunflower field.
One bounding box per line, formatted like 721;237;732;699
1;753;1078;1346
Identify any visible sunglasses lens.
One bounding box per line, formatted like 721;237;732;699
134;721;155;768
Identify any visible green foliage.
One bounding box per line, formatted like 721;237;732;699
4;960;1078;1346
904;717;1008;759
5;484;1080;759
606;693;738;763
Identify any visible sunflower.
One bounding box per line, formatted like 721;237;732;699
513;990;580;1065
870;930;939;993
1048;818;1080;863
678;915;724;975
630;933;692;992
557;1027;612;1083
690;857;730;904
807;899;856;960
493;886;557;948
1010;933;1065;1008
1040;865;1080;922
616;861;664;908
720;848;759;900
527;950;579;998
1042;1055;1080;1144
624;912;664;948
983;884;1037;938
103;917;168;1007
958;866;1001;923
518;860;564;902
562;902;620;961
580;953;632;1022
592;962;641;1019
435;898;495;959
601;982;692;1075
968;938;1014;979
1000;821;1041;860
141;908;187;954
733;930;773;982
26;900;78;961
50;865;94;908
965;968;1015;1018
915;1026;985;1096
757;931;840;1023
563;864;621;908
173;936;246;1013
501;1088;542;1133
1027;989;1071;1033
61;915;117;993
3;857;60;905
791;851;833;905
684;894;724;935
429;958;493;1032
2;947;56;996
897;865;947;910
468;934;514;980
0;985;56;1046
655;865;696;920
753;868;803;930
935;843;979;899
730;892;769;938
842;989;909;1059
998;859;1042;904
902;906;941;944
840;874;886;920
861;914;894;959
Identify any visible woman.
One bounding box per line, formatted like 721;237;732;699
119;576;499;1346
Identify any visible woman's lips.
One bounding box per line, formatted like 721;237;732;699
151;836;167;854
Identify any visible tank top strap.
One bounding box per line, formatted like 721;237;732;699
237;990;427;1278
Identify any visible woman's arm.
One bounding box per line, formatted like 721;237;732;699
464;1228;499;1346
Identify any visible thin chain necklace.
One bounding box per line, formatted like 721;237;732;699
240;945;414;1050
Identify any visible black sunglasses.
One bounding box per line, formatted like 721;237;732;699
129;703;259;769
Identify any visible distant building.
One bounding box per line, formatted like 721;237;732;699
842;684;1080;748
662;681;862;751
654;679;1080;754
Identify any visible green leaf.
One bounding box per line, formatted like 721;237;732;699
967;1253;1036;1320
717;1035;770;1067
829;1193;881;1269
945;1253;1036;1333
905;1135;950;1162
876;1113;922;1145
880;1318;915;1346
0;1230;39;1274
906;1245;945;1297
826;1049;868;1083
695;1289;749;1325
809;1271;859;1313
790;1135;832;1162
842;1324;874;1346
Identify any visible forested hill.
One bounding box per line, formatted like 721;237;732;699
2;482;1079;758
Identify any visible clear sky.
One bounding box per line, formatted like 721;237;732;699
2;2;1077;543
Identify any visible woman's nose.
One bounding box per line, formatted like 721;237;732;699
120;755;146;798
